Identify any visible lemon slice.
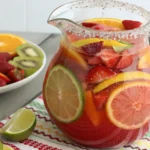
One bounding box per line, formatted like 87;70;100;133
71;38;130;48
93;71;150;93
1;108;36;142
84;18;124;30
3;144;14;150
43;65;84;123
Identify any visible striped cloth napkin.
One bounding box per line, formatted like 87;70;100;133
0;95;150;150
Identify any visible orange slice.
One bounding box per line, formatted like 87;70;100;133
138;46;150;69
0;34;26;55
106;81;150;130
84;18;124;30
93;71;150;93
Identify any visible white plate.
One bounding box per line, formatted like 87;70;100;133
0;40;46;94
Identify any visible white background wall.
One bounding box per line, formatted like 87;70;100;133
0;0;150;33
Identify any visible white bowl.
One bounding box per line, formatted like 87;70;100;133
0;40;46;94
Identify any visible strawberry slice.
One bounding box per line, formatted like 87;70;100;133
87;56;102;65
116;50;133;69
0;52;12;61
7;69;25;82
81;42;103;56
0;78;6;87
0;72;11;83
122;20;142;30
96;48;120;68
0;60;15;74
92;24;119;31
86;66;116;83
82;22;98;28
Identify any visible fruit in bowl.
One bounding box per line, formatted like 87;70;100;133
0;34;45;87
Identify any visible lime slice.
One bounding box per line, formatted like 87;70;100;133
43;65;84;123
3;144;13;150
1;108;36;142
0;141;3;150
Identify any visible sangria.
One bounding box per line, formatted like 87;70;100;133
43;0;150;148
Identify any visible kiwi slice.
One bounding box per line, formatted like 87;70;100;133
9;57;42;77
16;43;44;60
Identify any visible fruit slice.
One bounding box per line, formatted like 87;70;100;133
115;50;133;69
0;78;6;87
96;48;120;68
106;81;150;129
138;48;150;69
83;18;124;30
82;22;98;28
43;65;84;123
94;71;150;93
62;44;88;70
0;141;2;149
9;57;42;77
0;73;11;83
0;34;26;55
81;41;103;56
1;108;36;142
16;43;44;60
0;60;15;74
87;56;102;65
72;38;131;49
86;66;116;83
3;144;14;150
0;52;12;61
7;69;25;82
85;90;104;126
122;20;142;30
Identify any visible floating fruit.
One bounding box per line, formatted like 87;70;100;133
0;34;26;55
122;20;142;30
96;48;120;68
0;78;6;87
85;90;104;126
43;65;84;123
94;71;150;93
9;57;42;77
0;52;12;61
16;43;44;60
83;18;124;30
138;47;150;69
106;81;150;129
86;66;116;83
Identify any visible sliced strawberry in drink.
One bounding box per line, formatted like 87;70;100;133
92;24;119;31
116;50;133;69
82;22;98;28
122;20;142;30
86;66;116;83
0;78;6;87
0;60;15;74
97;48;120;68
87;56;102;65
0;52;12;61
81;41;103;56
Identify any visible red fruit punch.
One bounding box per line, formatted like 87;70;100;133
96;48;120;68
86;66;116;83
0;60;15;74
0;78;6;87
0;52;12;61
81;42;103;56
122;20;142;30
7;69;25;82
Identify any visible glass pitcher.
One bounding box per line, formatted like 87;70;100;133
43;0;150;148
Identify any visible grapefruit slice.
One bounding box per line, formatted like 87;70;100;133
93;71;150;93
106;81;150;130
0;34;26;55
83;18;124;30
43;65;84;123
